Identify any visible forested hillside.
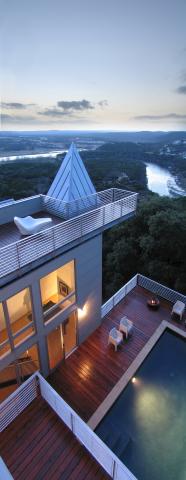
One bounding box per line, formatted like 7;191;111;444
103;196;186;299
0;142;185;298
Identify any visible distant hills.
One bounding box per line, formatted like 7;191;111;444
0;130;186;144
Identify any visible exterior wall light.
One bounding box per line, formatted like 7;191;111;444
78;304;87;319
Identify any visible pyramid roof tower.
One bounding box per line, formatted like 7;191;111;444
47;143;96;202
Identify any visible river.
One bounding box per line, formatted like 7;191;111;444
146;162;186;197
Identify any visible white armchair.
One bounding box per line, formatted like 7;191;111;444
108;327;123;351
119;316;133;339
14;216;52;235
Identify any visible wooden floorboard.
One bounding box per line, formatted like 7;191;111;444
0;211;62;248
49;285;185;422
0;397;110;480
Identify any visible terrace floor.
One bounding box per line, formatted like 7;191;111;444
0;396;110;480
0;211;62;248
49;285;186;422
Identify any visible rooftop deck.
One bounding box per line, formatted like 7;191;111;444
0;188;137;283
0;211;61;248
49;285;186;422
1;396;110;480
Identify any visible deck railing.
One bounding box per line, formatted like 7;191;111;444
101;273;186;318
0;189;138;280
137;274;186;305
0;372;137;480
101;275;138;318
0;373;38;432
42;187;135;219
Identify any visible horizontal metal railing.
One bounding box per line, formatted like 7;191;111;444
0;189;138;279
101;275;138;318
42;188;134;219
101;274;186;318
138;274;186;305
0;372;137;480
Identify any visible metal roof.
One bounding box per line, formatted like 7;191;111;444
47;143;96;202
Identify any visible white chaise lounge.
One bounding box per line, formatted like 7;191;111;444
171;300;185;321
119;316;133;339
14;216;52;235
108;327;123;351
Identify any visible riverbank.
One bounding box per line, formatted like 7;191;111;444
145;162;186;197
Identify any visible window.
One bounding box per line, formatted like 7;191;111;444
0;364;18;403
40;261;76;323
6;288;35;346
18;344;40;380
0;302;11;357
0;344;40;403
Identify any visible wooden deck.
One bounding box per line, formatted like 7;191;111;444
0;212;62;248
49;285;186;422
0;396;110;480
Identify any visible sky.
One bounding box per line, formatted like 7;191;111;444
0;0;186;131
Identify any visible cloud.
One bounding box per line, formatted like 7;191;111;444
57;99;94;111
1;113;37;123
38;98;108;118
1;102;36;110
98;100;108;107
176;85;186;94
133;113;186;121
38;108;70;117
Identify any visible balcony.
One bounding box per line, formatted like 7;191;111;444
49;274;186;423
0;188;138;283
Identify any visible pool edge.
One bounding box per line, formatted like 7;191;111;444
88;320;186;430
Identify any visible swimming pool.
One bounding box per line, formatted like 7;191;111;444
96;329;186;480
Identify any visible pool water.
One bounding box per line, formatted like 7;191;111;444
96;330;186;480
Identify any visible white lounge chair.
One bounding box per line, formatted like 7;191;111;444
119;316;133;339
171;300;185;321
108;327;123;351
14;216;52;235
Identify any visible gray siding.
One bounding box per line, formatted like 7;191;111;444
0;234;102;376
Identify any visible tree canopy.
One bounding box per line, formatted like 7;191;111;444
103;195;186;299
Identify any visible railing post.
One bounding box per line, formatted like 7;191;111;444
71;413;74;433
112;459;117;479
16;242;21;270
103;206;105;225
80;216;83;238
52;227;55;251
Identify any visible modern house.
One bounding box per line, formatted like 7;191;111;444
0;144;186;480
0;143;138;400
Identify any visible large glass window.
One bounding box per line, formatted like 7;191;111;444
18;345;40;381
0;302;11;358
7;288;35;346
0;364;18;403
0;344;40;403
40;261;75;323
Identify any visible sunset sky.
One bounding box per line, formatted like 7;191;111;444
1;0;186;131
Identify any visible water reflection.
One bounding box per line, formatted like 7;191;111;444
146;163;185;197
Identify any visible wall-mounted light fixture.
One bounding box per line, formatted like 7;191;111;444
78;304;87;319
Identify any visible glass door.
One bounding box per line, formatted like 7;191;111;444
46;312;77;372
63;312;77;358
47;325;64;370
